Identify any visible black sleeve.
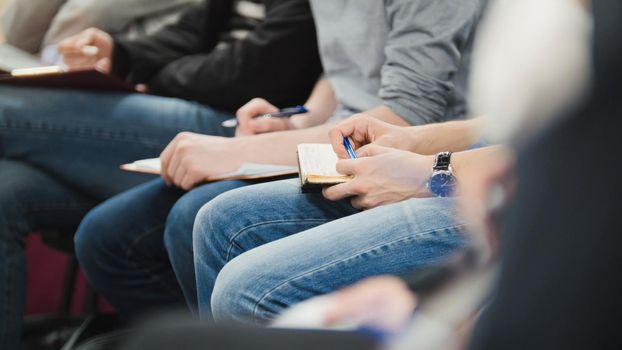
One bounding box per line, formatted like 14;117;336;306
111;1;224;81
114;0;322;112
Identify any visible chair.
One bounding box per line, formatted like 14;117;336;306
21;230;121;350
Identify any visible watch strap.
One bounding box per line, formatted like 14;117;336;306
433;152;453;171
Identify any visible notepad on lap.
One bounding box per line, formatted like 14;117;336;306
296;144;353;191
121;158;298;182
0;65;136;92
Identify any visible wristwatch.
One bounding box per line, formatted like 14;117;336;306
428;152;456;197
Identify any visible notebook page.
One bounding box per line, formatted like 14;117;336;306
297;144;342;177
126;158;296;178
0;44;45;72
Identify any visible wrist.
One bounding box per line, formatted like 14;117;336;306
405;154;435;198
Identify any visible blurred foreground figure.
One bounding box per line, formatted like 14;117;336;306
467;0;622;349
1;0;202;54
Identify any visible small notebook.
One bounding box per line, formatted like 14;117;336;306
0;44;46;73
121;158;298;182
296;144;353;191
0;65;136;92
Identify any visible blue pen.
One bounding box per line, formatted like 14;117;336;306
343;137;358;159
221;105;308;128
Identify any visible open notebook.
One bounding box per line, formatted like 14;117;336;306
296;144;353;191
0;65;136;92
121;158;298;182
0;44;46;73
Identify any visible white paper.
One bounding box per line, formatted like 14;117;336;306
129;158;296;178
0;44;45;72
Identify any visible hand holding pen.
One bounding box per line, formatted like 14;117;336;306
58;28;114;73
232;98;308;136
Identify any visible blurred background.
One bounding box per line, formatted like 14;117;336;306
0;0;5;42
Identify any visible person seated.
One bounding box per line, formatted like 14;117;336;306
124;0;601;348
1;0;202;55
73;0;486;325
0;1;321;348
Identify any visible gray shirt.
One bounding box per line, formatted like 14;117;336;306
310;0;487;125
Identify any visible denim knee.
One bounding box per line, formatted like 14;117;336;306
74;205;121;276
210;254;285;324
192;191;249;266
162;198;196;264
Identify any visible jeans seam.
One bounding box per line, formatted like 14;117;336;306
123;224;182;298
224;219;330;262
250;224;465;320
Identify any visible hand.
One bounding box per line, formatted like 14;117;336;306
329;114;416;159
235;98;297;136
323;145;434;209
58;28;114;73
324;276;417;333
160;132;243;190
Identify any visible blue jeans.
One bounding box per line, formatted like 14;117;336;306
74;178;277;319
0;86;233;349
192;179;468;323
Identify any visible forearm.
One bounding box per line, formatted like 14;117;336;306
237;123;335;165
405;117;485;155
451;145;509;181
365;105;411;127
290;79;338;129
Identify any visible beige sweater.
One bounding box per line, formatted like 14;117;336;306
1;0;202;53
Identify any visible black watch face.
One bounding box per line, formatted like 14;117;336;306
430;172;456;197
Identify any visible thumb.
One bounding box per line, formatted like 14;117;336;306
95;57;111;74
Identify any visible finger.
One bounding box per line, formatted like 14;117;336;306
172;161;188;189
236;98;278;129
249;117;290;134
335;159;359;175
329;122;357;158
324;296;357;325
356;144;394;157
322;181;359;201
95;57;111;74
180;171;200;191
75;28;97;48
350;196;372;210
135;84;149;93
167;151;184;185
159;138;179;185
62;55;98;68
58;38;81;55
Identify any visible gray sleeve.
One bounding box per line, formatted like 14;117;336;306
381;0;485;125
1;0;66;53
41;0;203;47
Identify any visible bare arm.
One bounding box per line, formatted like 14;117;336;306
236;78;338;135
323;144;508;210
290;78;338;129
160;104;413;189
329;115;485;159
234;104;414;166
